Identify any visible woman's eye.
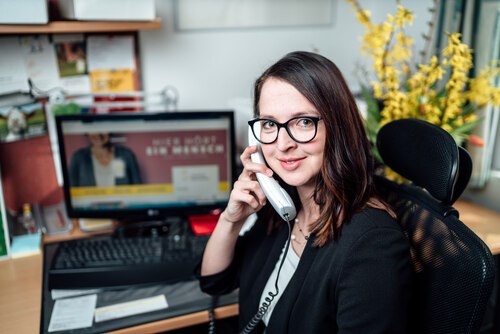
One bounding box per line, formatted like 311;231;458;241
262;120;276;129
297;118;313;127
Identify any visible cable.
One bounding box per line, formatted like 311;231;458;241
208;295;219;334
239;214;293;334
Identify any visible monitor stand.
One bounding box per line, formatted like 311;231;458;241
79;218;114;232
113;216;186;238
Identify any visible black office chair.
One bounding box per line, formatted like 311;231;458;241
375;118;496;334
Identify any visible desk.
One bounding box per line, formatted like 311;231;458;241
0;254;42;334
0;251;238;334
455;200;500;255
0;230;239;334
0;199;499;334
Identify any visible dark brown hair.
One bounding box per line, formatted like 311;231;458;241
254;51;381;246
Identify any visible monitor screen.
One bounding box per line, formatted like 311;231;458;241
55;111;236;221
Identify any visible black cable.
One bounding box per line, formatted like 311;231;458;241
208;295;219;334
239;215;293;334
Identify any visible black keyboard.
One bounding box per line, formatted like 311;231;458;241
48;233;210;289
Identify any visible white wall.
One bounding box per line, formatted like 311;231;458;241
139;0;433;147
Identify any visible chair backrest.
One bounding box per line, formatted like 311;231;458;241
375;118;496;334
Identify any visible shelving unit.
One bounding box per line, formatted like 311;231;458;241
0;18;161;34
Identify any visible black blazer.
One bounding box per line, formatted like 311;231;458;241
198;208;413;333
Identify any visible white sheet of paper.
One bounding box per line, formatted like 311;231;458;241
87;35;135;71
60;75;92;94
0;37;29;94
48;294;97;332
51;288;101;300
94;295;168;323
20;35;60;92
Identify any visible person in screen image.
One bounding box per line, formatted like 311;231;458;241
69;132;142;187
198;51;412;333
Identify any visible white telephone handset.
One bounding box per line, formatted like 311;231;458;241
248;125;297;222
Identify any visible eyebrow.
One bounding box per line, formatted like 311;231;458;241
259;110;320;119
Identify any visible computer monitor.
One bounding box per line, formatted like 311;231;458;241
55;111;236;221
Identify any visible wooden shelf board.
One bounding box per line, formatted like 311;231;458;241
0;18;161;34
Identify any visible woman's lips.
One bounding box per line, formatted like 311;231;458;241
279;157;304;171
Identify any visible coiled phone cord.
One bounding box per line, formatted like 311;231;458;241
239;216;293;334
208;295;219;334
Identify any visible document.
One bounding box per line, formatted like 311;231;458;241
48;294;97;332
87;35;136;93
20;35;60;92
51;288;100;300
0;37;29;94
94;295;168;323
87;35;135;71
89;69;135;93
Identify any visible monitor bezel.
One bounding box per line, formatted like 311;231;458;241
55;110;237;221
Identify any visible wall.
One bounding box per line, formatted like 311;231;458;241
139;0;434;148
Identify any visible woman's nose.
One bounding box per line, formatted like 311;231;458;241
276;128;296;151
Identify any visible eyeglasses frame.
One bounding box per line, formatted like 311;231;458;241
248;116;322;144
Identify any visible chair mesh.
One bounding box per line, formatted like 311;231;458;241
377;178;496;334
377;119;459;203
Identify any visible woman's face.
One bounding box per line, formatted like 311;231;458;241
88;133;110;147
258;77;325;189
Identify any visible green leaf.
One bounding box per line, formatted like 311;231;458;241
449;117;483;136
360;85;381;123
436;87;447;99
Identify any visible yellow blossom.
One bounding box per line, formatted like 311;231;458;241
347;0;500;171
394;5;414;27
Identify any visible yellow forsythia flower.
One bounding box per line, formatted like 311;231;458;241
346;0;500;152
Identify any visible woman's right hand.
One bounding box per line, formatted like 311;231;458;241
202;145;274;276
221;145;274;225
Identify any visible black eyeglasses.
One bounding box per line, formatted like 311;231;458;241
248;116;322;144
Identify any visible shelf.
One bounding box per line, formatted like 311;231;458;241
0;18;161;34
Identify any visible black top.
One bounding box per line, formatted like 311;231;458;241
198;208;413;333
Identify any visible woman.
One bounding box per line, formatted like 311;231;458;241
69;132;142;187
199;51;412;333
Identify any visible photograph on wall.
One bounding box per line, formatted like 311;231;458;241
55;40;88;78
52;34;91;93
0;101;47;143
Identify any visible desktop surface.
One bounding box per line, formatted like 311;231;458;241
39;220;238;334
0;254;42;334
0;252;239;334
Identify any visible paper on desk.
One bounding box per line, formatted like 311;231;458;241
48;294;97;332
94;295;168;323
51;288;101;300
